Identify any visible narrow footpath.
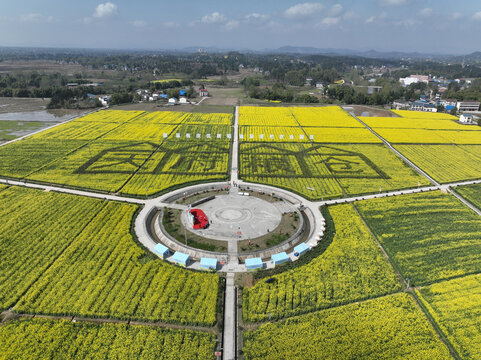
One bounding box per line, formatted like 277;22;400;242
223;273;236;360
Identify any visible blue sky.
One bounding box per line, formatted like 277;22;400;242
1;0;481;53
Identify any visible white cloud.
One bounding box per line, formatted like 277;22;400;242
452;12;462;20
419;8;433;18
473;12;481;21
162;21;178;28
201;12;227;24
343;11;359;20
93;2;118;18
379;0;407;6
329;4;343;17
365;16;377;24
225;20;240;30
131;20;147;27
319;17;340;26
20;13;42;22
284;3;324;18
245;13;270;22
394;19;417;27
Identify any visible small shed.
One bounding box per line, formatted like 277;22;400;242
271;252;290;266
294;243;310;256
168;97;178;104
245;257;263;270
179;96;188;104
153;243;169;258
172;252;190;267
200;88;209;97
200;257;217;270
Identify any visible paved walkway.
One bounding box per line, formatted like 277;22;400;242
223;273;236;360
230;106;239;186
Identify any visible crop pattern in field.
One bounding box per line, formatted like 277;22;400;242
0;110;233;196
240;142;428;200
238;106;427;199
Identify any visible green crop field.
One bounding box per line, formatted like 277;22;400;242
417;274;481;359
239;142;428;200
0;110;232;196
356;191;481;286
243;293;451;360
0;318;215;360
242;204;401;322
456;183;481;209
394;145;481;183
0;186;219;326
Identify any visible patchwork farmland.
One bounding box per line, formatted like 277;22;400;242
1;105;481;360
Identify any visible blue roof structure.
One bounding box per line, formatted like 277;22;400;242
294;243;310;256
160;94;168;98
172;252;190;266
446;105;455;111
272;252;290;266
179;89;187;96
245;257;263;270
200;257;217;270
153;243;169;257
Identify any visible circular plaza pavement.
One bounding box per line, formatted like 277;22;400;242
181;194;283;241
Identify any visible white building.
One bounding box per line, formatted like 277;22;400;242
168;97;177;105
457;101;480;112
399;75;430;86
460;114;475;124
315;82;324;89
439;99;457;108
179;97;189;104
98;96;110;106
410;101;437;112
393;100;411;110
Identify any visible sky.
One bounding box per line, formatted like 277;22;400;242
1;0;481;54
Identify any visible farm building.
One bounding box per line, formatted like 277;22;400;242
179;96;189;104
393;100;411;110
457;101;480;112
199;89;209;97
410;101;437;112
460;114;475;124
168;97;178;105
